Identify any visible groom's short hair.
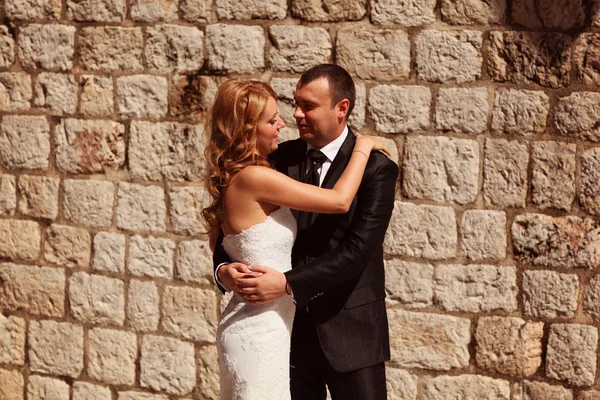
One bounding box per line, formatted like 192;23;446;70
299;64;355;120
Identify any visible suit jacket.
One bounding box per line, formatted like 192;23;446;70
213;129;398;373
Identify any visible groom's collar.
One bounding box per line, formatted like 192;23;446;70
306;125;349;162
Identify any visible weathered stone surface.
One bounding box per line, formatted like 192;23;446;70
547;324;598;386
0;263;64;317
531;141;576;210
292;0;366;21
197;345;220;400
0;26;15;68
17;175;59;219
369;85;430;133
555;92;600;142
385;260;433;308
130;0;177;21
27;375;69;400
0;72;32;111
580;391;600;400
416;30;483;83
169;74;222;120
476;316;543;377
402;136;479;204
512;0;584;30
0;116;50;171
337;27;409;81
161;285;218;342
584;275;600;319
178;239;213;284
6;0;61;19
371;0;435;26
434;265;517;312
69;272;125;325
269;25;331;73
422;375;510;400
0;175;16;216
170;186;209;235
79;75;113;117
180;0;211;21
33;73;77;115
523;270;578;318
116;183;166;233
216;0;286;19
73;382;112;400
512;214;600;269
483;139;529;208
93;232;125;274
487;32;571;88
67;0;125;21
0;220;41;261
491;89;549;135
436;87;488;134
348;81;366;131
384;201;457;260
0;369;24;400
55;119;126;174
574;34;600;85
44;224;91;268
206;24;265;73
118;393;168;400
79;27;143;71
386;368;417;400
129;235;175;278
29;320;83;378
440;0;506;24
0;314;25;365
127;279;160;332
271;77;298;125
116;75;168;119
513;380;573;400
145;25;204;73
18;24;75;70
87;328;137;385
461;210;506;261
129;122;205;181
141;335;196;395
64;179;114;228
388;309;470;370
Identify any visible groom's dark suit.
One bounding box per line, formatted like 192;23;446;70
213;128;398;398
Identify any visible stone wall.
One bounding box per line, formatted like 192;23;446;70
1;0;600;399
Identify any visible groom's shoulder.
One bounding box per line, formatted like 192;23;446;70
367;150;399;177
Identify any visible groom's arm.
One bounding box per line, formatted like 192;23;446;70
212;231;230;294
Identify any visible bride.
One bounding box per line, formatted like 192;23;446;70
202;79;389;400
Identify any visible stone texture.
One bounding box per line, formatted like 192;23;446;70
388;309;470;370
17;24;75;70
384;201;457;260
118;393;168;400
169;74;222;120
269;25;331;73
0;116;50;171
512;214;600;269
73;382;112;400
161;285;218;342
0;175;16;216
491;89;549;135
422;375;510;400
44;224;91;268
555;92;600;142
371;0;435;26
170;186;209;235
180;0;211;21
93;232;125;274
54;119;126;174
369;85;430;133
67;0;125;21
547;324;598;386
216;0;286;19
69;272;125;325
574;34;600;85
79;75;114;117
116;75;168;119
6;0;61;19
197;345;220;400
483;139;529;208
63;179;114;228
348;81;366;131
33;73;77;116
461;210;506;261
487;32;571;88
0;220;41;261
141;335;196;395
387;368;417;400
385;260;433;308
440;0;506;24
145;25;204;73
292;0;366;21
178;239;213;284
513;380;573;400
129;235;175;278
337;27;409;81
512;0;584;30
476;316;543;377
402;136;479;204
116;183;166;233
78;27;144;71
581;149;600;216
580;391;600;400
435;87;488;134
130;0;177;21
0;314;25;365
584;275;600;319
0;263;64;317
129;122;205;181
531;141;576;210
0;26;15;68
87;328;137;385
271;77;300;124
127;279;160;332
29;320;83;378
17;175;59;219
0;369;24;400
27;375;69;400
523;270;579;318
434;265;517;312
0;72;32;111
416;30;483;83
206;24;265;74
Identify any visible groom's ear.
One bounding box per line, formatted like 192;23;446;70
336;98;350;120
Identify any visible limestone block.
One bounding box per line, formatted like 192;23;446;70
584;275;600;319
27;375;69;400
512;0;584;30
271;77;298;125
348;81;366;131
161;285;218;342
129;235;175;278
491;89;549;135
18;24;75;70
0;175;16;216
33;73;77;115
436;87;488;134
580;391;600;400
0;263;64;317
6;0;61;19
178;239;213;284
145;25;204;72
386;368;417;400
555;92;600;142
513;380;573;400
87;328;137;385
180;0;211;21
206;24;264;74
29;320;83;378
93;232;125;274
67;0;125;21
69;272;125;325
63;179;114;228
483;139;528;208
269;25;331;73
0;220;41;261
197;345;220;399
0;369;24;400
531;141;576;210
127;279;160;332
170;186;209;235
547;324;598;386
130;0;177;21
78;27;143;71
461;210;506;261
523;270;578;318
371;0;435;26
44;224;91;268
292;0;366;21
0;314;25;365
118;393;168;400
116;75;168;118
440;0;506;24
169;74;222;119
17;175;59;219
79;76;114;117
0;116;49;171
384;260;433;308
116;183;166;233
0;72;32;111
73;382;112;400
581;148;600;215
422;375;510;400
574;34;600;86
369;85;430;133
0;26;14;68
216;0;286;19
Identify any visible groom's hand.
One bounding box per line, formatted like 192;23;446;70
238;265;287;304
218;262;254;293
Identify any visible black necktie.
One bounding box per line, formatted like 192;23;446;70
298;149;328;230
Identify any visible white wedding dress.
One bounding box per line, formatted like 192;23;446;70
218;207;297;400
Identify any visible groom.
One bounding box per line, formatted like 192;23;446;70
213;64;398;400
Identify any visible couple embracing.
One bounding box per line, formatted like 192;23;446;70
203;64;398;400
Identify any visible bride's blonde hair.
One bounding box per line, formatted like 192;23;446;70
202;79;277;237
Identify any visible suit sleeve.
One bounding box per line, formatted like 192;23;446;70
284;156;399;308
212;230;231;294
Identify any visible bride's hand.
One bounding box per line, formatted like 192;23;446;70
355;134;392;157
237;265;287;304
